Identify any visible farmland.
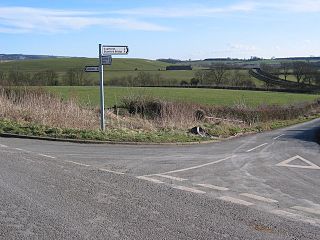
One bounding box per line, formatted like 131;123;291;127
47;86;320;108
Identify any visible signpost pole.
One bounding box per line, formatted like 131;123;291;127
99;44;105;131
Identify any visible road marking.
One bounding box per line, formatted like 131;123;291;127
136;176;164;184
14;148;24;151
66;161;91;167
219;196;254;206
271;209;299;217
197;183;229;191
276;155;320;170
154;174;187;181
240;193;278;203
272;209;320;226
291;206;320;215
157;156;233;175
273;134;285;140
246;143;268;152
0;144;8;148
99;168;125;175
172;185;206;194
38;154;56;159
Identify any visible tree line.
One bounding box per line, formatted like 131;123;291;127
261;61;320;86
0;68;96;86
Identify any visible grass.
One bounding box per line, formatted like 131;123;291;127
47;86;320;108
0;57;264;85
1;87;320;143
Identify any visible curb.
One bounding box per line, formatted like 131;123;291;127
0;133;219;146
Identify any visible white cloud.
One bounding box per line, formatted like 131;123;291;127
112;2;256;18
0;7;170;33
229;43;257;52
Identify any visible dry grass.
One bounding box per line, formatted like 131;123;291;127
0;87;100;130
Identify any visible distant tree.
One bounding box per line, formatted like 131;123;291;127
64;68;85;86
207;63;228;85
45;70;59;86
190;78;199;86
280;62;291;80
180;80;189;86
194;70;207;85
134;72;152;86
292;61;307;84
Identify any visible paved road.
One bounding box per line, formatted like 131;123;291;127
0;119;320;239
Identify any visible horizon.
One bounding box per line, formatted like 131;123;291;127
0;0;320;59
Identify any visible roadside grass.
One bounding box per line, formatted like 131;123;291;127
1;87;319;143
47;86;320;108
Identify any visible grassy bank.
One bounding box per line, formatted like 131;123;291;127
0;87;319;143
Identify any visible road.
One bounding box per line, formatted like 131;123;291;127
0;119;320;239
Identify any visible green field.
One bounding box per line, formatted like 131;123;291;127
47;86;320;108
0;58;263;85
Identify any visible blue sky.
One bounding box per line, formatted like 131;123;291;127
0;0;320;59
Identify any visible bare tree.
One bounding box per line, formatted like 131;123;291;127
280;62;291;80
209;63;228;85
292;61;307;84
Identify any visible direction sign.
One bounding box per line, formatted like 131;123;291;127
101;55;112;65
85;66;100;72
101;45;129;55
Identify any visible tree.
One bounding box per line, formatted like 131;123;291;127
194;70;207;85
190;78;199;86
0;71;7;85
280;62;291;80
208;63;228;85
64;68;85;86
292;61;307;84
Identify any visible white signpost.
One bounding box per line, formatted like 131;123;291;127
101;55;112;65
85;66;100;72
101;46;129;56
98;44;129;131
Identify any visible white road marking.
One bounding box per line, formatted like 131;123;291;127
136;176;164;184
197;183;229;191
273;134;285;140
219;196;254;206
0;144;8;148
158;156;233;175
246;143;268;152
154;174;187;181
66;161;91;167
291;206;320;215
276;155;320;170
14;148;24;151
99;168;125;175
172;185;206;194
240;193;278;203
272;209;320;226
38;154;56;159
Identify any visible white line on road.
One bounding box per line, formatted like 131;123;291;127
0;144;8;148
14;148;24;151
38;154;56;159
154;174;187;181
66;161;91;167
291;206;320;215
136;176;164;184
240;193;278;203
273;134;285;140
99;168;125;175
197;183;229;191
172;185;206;194
158;156;233;175
272;209;320;226
246;143;268;152
219;196;254;206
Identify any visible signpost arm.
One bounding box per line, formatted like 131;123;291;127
99;44;106;131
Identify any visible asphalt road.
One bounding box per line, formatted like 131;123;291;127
0;119;320;239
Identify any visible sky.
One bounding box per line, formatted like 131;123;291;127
0;0;320;60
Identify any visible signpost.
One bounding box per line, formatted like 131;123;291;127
85;66;100;72
101;55;112;65
101;46;129;56
97;44;129;131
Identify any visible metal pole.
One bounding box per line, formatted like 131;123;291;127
99;44;105;131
